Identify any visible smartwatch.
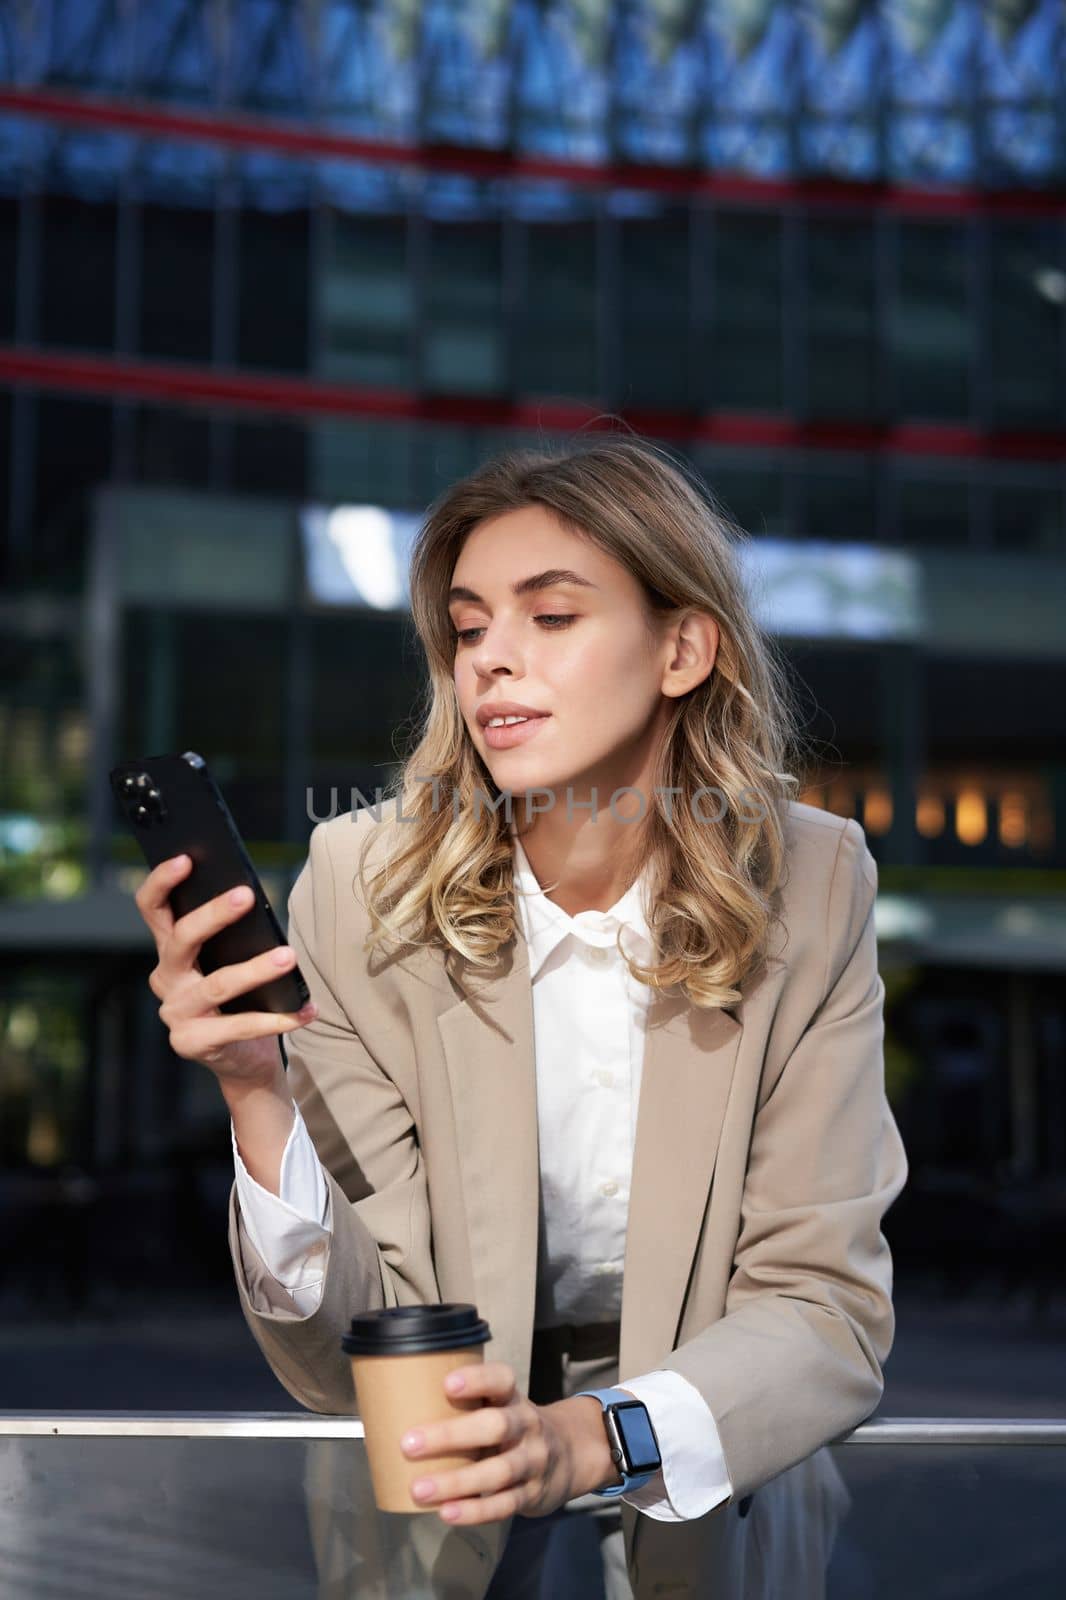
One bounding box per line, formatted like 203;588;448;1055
573;1386;663;1497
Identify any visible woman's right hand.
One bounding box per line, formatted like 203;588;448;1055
134;852;318;1093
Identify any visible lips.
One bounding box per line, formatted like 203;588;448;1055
481;712;553;750
476;703;550;727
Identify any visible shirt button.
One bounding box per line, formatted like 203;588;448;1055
595;1070;614;1088
584;944;610;965
599;1180;619;1198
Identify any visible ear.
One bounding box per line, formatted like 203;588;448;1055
662;611;718;698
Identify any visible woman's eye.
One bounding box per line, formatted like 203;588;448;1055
453;615;575;644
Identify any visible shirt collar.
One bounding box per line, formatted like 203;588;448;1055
509;823;655;981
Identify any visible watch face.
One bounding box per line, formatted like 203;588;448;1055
614;1401;662;1475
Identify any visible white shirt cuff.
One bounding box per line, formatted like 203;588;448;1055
616;1369;733;1521
231;1101;333;1315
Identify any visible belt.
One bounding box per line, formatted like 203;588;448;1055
531;1320;621;1363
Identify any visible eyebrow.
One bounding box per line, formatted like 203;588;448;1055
447;569;600;606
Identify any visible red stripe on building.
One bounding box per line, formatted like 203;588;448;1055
2;344;1063;461
2;85;1066;216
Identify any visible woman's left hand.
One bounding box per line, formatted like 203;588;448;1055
399;1360;601;1525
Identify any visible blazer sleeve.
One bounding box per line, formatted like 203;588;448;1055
226;818;440;1416
657;817;909;1505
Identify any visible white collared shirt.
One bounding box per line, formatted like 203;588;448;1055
232;830;733;1521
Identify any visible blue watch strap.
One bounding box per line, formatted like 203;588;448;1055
573;1386;660;1498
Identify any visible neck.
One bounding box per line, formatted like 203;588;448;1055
513;813;648;918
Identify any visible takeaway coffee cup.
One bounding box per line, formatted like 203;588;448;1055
342;1303;492;1513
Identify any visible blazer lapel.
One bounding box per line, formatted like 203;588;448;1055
437;926;540;1400
436;918;744;1398
619;995;743;1384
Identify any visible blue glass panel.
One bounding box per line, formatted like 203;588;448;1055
512;0;612;162
796;0;879;180
702;0;801;177
420;0;513;148
884;0;979;184
614;1;707;166
229;0;311;117
132;0;220;106
133;140;224;209
42;0;126;92
318;159;419;215
6;0;1066;196
320;0;421;142
977;0;1064;182
45;128;134;202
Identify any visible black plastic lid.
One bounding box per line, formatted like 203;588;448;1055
341;1303;491;1356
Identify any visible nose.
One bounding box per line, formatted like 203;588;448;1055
468;618;524;679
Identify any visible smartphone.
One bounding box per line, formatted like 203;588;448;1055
109;750;311;1016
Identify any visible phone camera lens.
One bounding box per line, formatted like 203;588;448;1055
116;769;166;824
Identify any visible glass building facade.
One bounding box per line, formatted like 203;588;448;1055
1;1;1065;1293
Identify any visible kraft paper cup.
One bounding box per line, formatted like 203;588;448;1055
342;1304;492;1514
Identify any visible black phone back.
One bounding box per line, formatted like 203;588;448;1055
109;751;310;1016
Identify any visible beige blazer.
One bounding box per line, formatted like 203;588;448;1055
228;799;908;1599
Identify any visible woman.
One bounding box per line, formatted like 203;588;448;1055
137;435;907;1600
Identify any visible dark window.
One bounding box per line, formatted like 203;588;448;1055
926;656;1066;765
803;460;878;544
139;202;214;363
40;195;117;351
696;454;789;540
781;643;883;765
310;415;418;507
897;474;971;549
0;975;88;1171
309;612;423;786
0;393;11;584
986;221;1064;428
415;423;497;502
121;609;287;840
806;217;878;422
32;395;113;592
423;211;505;396
708;211;783;411
237;201;310;372
515;208;598;401
321;209;413;388
231;418;307;500
618;204;691;410
0;628;84;827
133;407;213;490
0;195;18;342
893;222;971;421
988;479;1064;556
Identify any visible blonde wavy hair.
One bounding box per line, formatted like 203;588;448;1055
355;433;813;1010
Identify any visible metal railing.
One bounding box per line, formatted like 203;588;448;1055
1;1413;1065;1442
3;1412;1064;1599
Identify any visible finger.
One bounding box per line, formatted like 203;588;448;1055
437;1480;531;1526
134;853;192;946
162;944;306;1022
443;1363;518;1402
166;1004;318;1062
158;883;256;981
410;1441;531;1513
403;1396;525;1464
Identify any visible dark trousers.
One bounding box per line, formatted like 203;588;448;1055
483;1324;631;1600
